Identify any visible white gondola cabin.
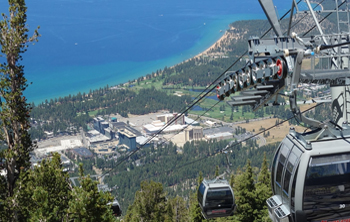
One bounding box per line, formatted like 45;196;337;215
108;199;122;217
267;127;350;222
198;178;235;219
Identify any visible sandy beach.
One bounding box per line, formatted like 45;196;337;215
169;27;235;69
194;31;230;59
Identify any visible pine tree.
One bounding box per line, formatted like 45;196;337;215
124;180;167;222
67;163;115;222
189;172;204;222
189;193;203;222
255;153;272;222
215;165;219;177
257;153;270;187
165;199;174;222
197;171;203;187
166;196;189;222
0;0;39;220
229;173;235;188
15;153;71;221
233;160;256;222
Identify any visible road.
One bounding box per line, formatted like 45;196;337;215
257;135;267;147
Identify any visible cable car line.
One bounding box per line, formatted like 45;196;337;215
302;0;346;37
107;0;319;183
100;0;312;181
221;148;232;175
260;0;303;39
180;0;304;109
284;0;325;37
158;0;310;138
100;2;327;182
98;2;306;179
212;0;350;220
97;1;332;216
106;5;333;217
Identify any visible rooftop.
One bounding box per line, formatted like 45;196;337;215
34;138;83;155
125;126;142;137
157;113;174;118
87;129;100;136
136;136;149;145
119;129;136;138
112;122;127;128
144;124;186;133
203;126;234;136
72;147;93;158
206;132;233;139
185;116;199;125
89;136;110;143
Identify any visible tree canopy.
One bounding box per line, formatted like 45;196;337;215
0;1;118;221
0;0;39;220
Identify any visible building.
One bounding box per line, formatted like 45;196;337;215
34;138;83;156
136;136;150;147
185;116;200;126
157;114;173;123
205;120;216;127
118;129;137;151
104;128;115;140
111;121;126;130
205;132;233;141
157;113;185;125
91;144;117;155
185;126;203;141
143;122;186;135
71;147;93;159
111;121;142;137
203;126;234;136
93;117;104;132
143;124;159;135
86;129;110;144
125;126;142;137
100;121;109;134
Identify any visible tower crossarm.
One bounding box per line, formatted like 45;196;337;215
216;32;350;128
215;0;350;130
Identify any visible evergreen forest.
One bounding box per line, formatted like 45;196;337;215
0;0;336;221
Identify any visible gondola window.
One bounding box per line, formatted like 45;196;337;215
303;153;350;221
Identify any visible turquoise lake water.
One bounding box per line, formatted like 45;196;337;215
0;0;304;104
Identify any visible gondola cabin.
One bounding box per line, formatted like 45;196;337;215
198;178;235;219
108;199;122;217
267;128;350;222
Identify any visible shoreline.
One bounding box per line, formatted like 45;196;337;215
168;28;233;69
30;24;239;105
194;31;228;59
28;30;233;105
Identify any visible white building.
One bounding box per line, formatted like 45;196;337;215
205;120;216;127
205;132;233;141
